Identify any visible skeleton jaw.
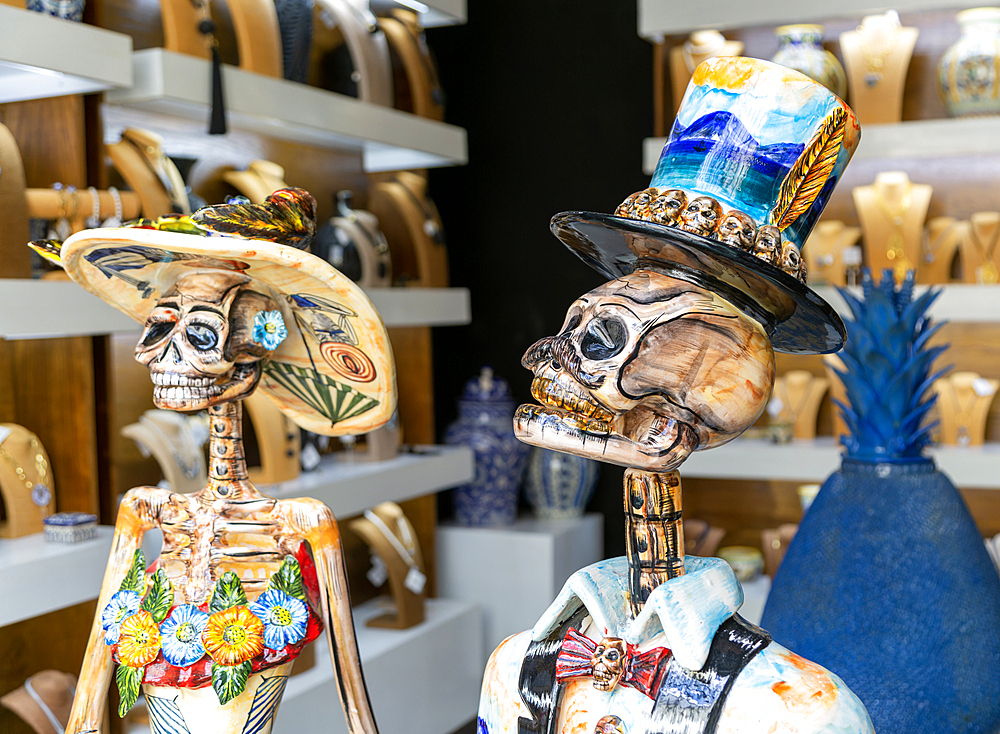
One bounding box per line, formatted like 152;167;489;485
515;375;696;472
151;362;261;410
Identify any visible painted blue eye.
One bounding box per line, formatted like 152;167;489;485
186;324;218;351
581;318;626;360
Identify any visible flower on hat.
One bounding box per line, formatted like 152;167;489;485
202;606;265;665
102;590;142;645
252;310;287;351
160;605;210;667
249;589;310;650
117;610;162;667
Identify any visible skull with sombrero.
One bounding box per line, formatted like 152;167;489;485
51;189;396;435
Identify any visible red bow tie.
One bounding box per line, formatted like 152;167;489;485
554;628;671;700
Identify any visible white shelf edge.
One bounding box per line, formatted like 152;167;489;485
0;8;132;102
0;281;471;339
814;284;1000;322
105;49;467;172
0;526;114;627
681;437;1000;489
278;596;481;734
266;445;474;518
372;0;467;26
638;0;978;38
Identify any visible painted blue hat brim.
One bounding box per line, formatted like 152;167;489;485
550;211;846;355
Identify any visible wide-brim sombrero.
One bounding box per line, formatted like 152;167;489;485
551;211;845;355
60;223;396;436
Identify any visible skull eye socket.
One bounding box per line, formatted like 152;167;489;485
142;321;175;346
186;324;219;351
580;317;627;361
605;649;620;661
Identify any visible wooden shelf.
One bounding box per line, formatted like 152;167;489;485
638;0;978;38
813;284;1000;322
267;445;474;519
0;526;114;627
104;49;467;173
0;7;132;103
681;437;1000;489
0;280;472;339
372;0;467;26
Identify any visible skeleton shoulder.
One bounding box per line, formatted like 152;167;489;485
118;485;176;525
480;631;533;734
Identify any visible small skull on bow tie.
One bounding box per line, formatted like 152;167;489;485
591;638;627;691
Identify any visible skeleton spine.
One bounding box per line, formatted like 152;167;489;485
207;401;251;496
624;468;685;616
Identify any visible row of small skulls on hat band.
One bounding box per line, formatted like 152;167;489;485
616;187;807;283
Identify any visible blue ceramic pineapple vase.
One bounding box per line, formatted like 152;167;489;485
444;368;530;526
762;271;1000;734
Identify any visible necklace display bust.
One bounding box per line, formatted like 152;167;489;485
853;172;931;280
804;220;861;285
960;211;1000;284
669;31;743;111
840;12;918;124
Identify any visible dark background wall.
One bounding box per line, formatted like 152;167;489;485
426;2;654;556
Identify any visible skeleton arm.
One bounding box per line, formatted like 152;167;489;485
67;487;162;734
286;498;380;734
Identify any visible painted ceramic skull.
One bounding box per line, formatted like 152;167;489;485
781;241;807;281
678;196;723;237
135;271;279;411
718;210;758;251
590;638;627;691
648;189;688;226
614;188;656;220
514;269;775;471
753;225;782;266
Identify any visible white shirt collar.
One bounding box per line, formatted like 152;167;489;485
530;556;742;671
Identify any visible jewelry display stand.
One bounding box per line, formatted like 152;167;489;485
669;31;742;110
107;128;191;217
228;0;283;78
379;8;444;120
349;502;426;629
159;0;213;60
0;424;55;539
313;191;393;289
244;391;301;485
25;189;140;234
120;410;208;495
369;171;448;286
312;0;394;106
771;370;830;439
921;216;961;283
932;371;999;446
853;172;932;281
804;220;861;285
0;122;32;278
840;12;918;124
223;160;290;204
959;211;1000;284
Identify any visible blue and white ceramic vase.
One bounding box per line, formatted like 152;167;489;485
938;7;1000;117
771;24;847;98
444;368;530;526
26;0;84;21
524;448;599;520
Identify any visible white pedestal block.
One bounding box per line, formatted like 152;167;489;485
739;575;771;626
437;514;604;665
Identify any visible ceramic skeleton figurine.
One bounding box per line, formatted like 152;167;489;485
37;189;396;734
479;58;873;734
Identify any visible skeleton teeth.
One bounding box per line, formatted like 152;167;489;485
531;377;615;422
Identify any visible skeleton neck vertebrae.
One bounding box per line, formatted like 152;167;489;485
205;400;256;499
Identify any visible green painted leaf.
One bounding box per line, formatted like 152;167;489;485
116;665;143;717
267;556;305;601
120;550;146;594
212;661;252;705
210;571;247;612
142;569;174;623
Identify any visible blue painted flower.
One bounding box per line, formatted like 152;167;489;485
252;310;287;351
249;589;309;650
101;590;142;645
160;605;210;667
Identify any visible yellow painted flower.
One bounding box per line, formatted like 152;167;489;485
202;606;265;665
117;610;162;667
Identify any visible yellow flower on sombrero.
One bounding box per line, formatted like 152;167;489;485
203;606;265;665
117;610;162;667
